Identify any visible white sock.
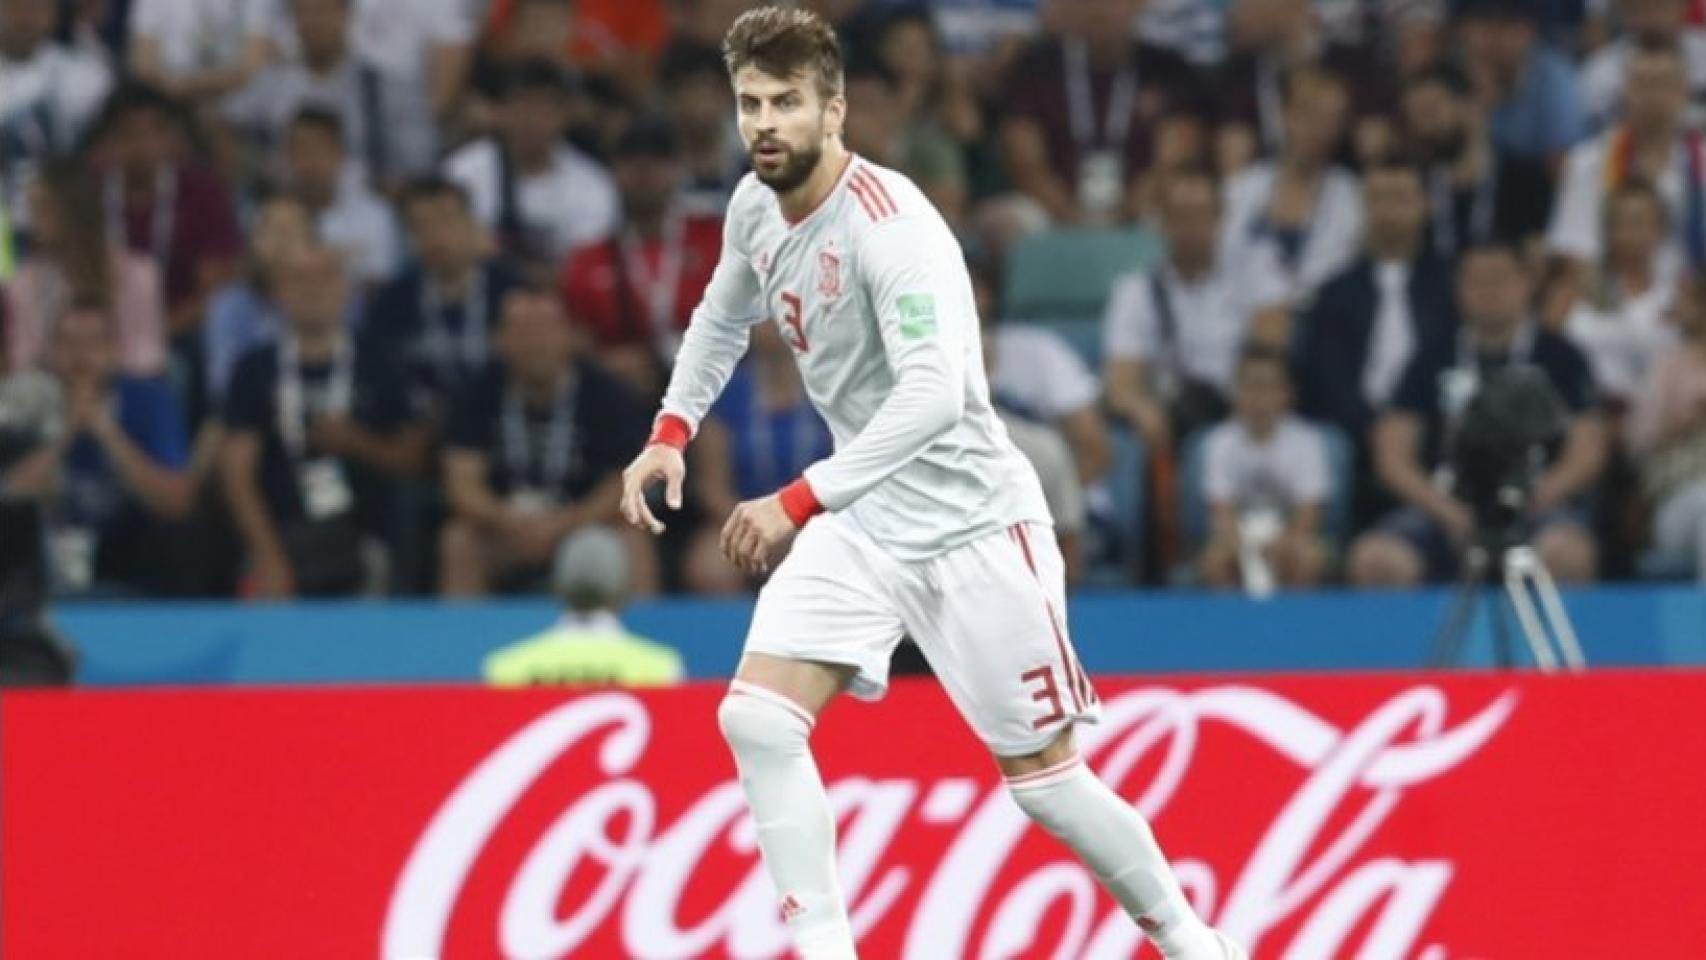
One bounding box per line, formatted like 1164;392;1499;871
718;681;856;960
1007;755;1220;960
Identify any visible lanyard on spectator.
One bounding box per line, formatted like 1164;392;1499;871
1256;59;1285;153
502;375;577;494
103;165;176;263
1063;40;1137;153
277;333;355;463
618;208;688;349
746;374;819;492
419;269;487;381
1429;163;1497;259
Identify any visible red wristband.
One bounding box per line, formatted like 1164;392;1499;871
778;477;823;528
648;414;691;451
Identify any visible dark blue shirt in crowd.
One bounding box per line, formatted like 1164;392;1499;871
62;376;189;534
362;261;518;408
447;359;646;503
709;362;834;500
223;342;418;527
1389;326;1596;471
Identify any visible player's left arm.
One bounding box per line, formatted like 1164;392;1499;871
723;216;968;573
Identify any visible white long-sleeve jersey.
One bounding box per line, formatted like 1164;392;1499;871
659;156;1051;561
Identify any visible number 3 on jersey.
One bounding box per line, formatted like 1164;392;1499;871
779;291;810;353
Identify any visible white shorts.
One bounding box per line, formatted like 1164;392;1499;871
744;513;1101;756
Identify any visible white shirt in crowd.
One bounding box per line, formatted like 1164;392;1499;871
225;53;418;180
661;160;1051;560
1101;250;1290;393
990;323;1101;420
315;169;401;284
1546;129;1706;268
129;0;275;78
444;139;620;263
1202;415;1330;515
1000;410;1088;534
1565;262;1682;403
0;41;111;226
1219;161;1364;305
1364;260;1418;406
1579;32;1706;131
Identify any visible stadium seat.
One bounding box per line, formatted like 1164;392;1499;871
1003;227;1162;326
1082;424;1146;588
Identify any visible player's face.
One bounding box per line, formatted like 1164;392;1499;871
734;65;844;193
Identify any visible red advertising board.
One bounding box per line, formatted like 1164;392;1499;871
4;671;1705;958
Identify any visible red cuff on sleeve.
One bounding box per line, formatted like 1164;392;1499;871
778;477;824;528
648;414;691;451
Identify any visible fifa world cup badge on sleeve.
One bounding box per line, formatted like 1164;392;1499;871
898;293;938;340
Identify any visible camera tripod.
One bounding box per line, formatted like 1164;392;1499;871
1429;532;1587;671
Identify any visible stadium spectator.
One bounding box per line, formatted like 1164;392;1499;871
657;42;748;214
998;0;1209;225
84;83;242;339
364;177;518;417
36;307;194;596
444;61;619;276
1295;158;1456;517
485;524;684;686
864;11;983;212
1400;62;1554;263
1564;179;1683;406
1219;68;1364;306
1349;241;1606;587
1215;0;1395;171
4;162;167;377
1455;0;1586;166
1579;0;1706;131
440;287;652;597
221;242;428;599
1195;345;1330;590
1545;40;1704;322
127;0;275;105
340;0;474;174
281;107;400;288
1104;167;1291;454
202;192;316;411
224;0;418;191
978;306;1091;583
558;117;722;400
1625;274;1706;581
682;323;836;596
843;61;969;229
978;267;1111;487
0;0;112;229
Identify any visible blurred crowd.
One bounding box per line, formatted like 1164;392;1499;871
2;0;1706;603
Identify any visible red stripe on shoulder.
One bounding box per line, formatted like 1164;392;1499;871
858;168;899;217
847;177;882;221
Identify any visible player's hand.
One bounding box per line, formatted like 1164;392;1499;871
621;444;686;535
720;494;797;577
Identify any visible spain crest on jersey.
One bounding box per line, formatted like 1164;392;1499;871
817;247;842;300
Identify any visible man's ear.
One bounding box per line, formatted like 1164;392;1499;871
824;94;847;138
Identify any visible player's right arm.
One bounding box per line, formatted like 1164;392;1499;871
622;183;764;534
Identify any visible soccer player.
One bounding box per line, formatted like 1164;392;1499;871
618;8;1244;958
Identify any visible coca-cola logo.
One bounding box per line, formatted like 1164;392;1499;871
383;685;1516;960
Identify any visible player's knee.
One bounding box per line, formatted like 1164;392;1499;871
717;687;812;761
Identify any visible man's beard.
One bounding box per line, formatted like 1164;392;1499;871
750;138;822;193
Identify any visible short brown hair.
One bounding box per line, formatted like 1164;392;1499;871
722;6;844;101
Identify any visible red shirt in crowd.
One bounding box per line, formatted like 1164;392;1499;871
559;214;722;350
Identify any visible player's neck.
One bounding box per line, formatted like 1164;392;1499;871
777;142;852;224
